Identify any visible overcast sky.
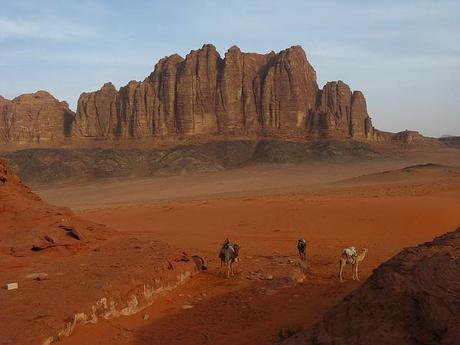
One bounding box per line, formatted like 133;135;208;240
0;0;458;137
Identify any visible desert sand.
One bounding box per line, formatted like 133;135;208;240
27;151;458;345
2;7;459;343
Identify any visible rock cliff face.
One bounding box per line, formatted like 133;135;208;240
307;81;373;139
73;44;374;141
1;44;440;146
0;91;74;144
283;228;460;345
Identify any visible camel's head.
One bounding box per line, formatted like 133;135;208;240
233;243;241;254
362;248;368;255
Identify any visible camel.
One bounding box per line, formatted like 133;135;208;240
297;238;307;261
219;239;241;278
339;247;368;283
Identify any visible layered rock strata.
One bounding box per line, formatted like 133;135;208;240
0;91;74;144
1;45;440;146
73;45;374;141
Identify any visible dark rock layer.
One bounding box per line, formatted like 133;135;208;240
4;140;382;185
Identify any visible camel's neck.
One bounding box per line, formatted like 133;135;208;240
357;252;367;261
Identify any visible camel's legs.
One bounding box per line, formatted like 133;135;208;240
355;261;360;281
226;262;230;279
339;259;345;282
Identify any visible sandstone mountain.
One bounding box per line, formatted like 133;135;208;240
283;227;460;345
0;91;74;144
0;45;443;146
73;45;376;141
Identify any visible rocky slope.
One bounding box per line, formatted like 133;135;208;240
73;45;375;141
0;91;74;144
283;228;460;345
0;157;98;253
0;159;202;344
3;140;382;185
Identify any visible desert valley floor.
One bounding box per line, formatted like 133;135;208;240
23;148;459;345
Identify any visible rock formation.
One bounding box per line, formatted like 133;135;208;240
0;157;93;252
1;44;443;146
73;44;374;141
0;91;74;144
0;157;202;345
391;129;439;145
440;135;460;147
0;157;29;192
307;81;373;139
283;228;460;345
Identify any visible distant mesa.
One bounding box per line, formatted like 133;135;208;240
0;44;447;146
0;91;74;144
439;135;460;147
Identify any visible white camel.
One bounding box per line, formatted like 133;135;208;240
339;247;368;283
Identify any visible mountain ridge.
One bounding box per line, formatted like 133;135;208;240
0;44;443;146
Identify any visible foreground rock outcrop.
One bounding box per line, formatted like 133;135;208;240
73;45;376;141
283;228;460;345
0;157;98;252
0;159;201;344
0;91;74;144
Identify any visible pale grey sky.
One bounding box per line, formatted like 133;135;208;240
0;0;459;137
